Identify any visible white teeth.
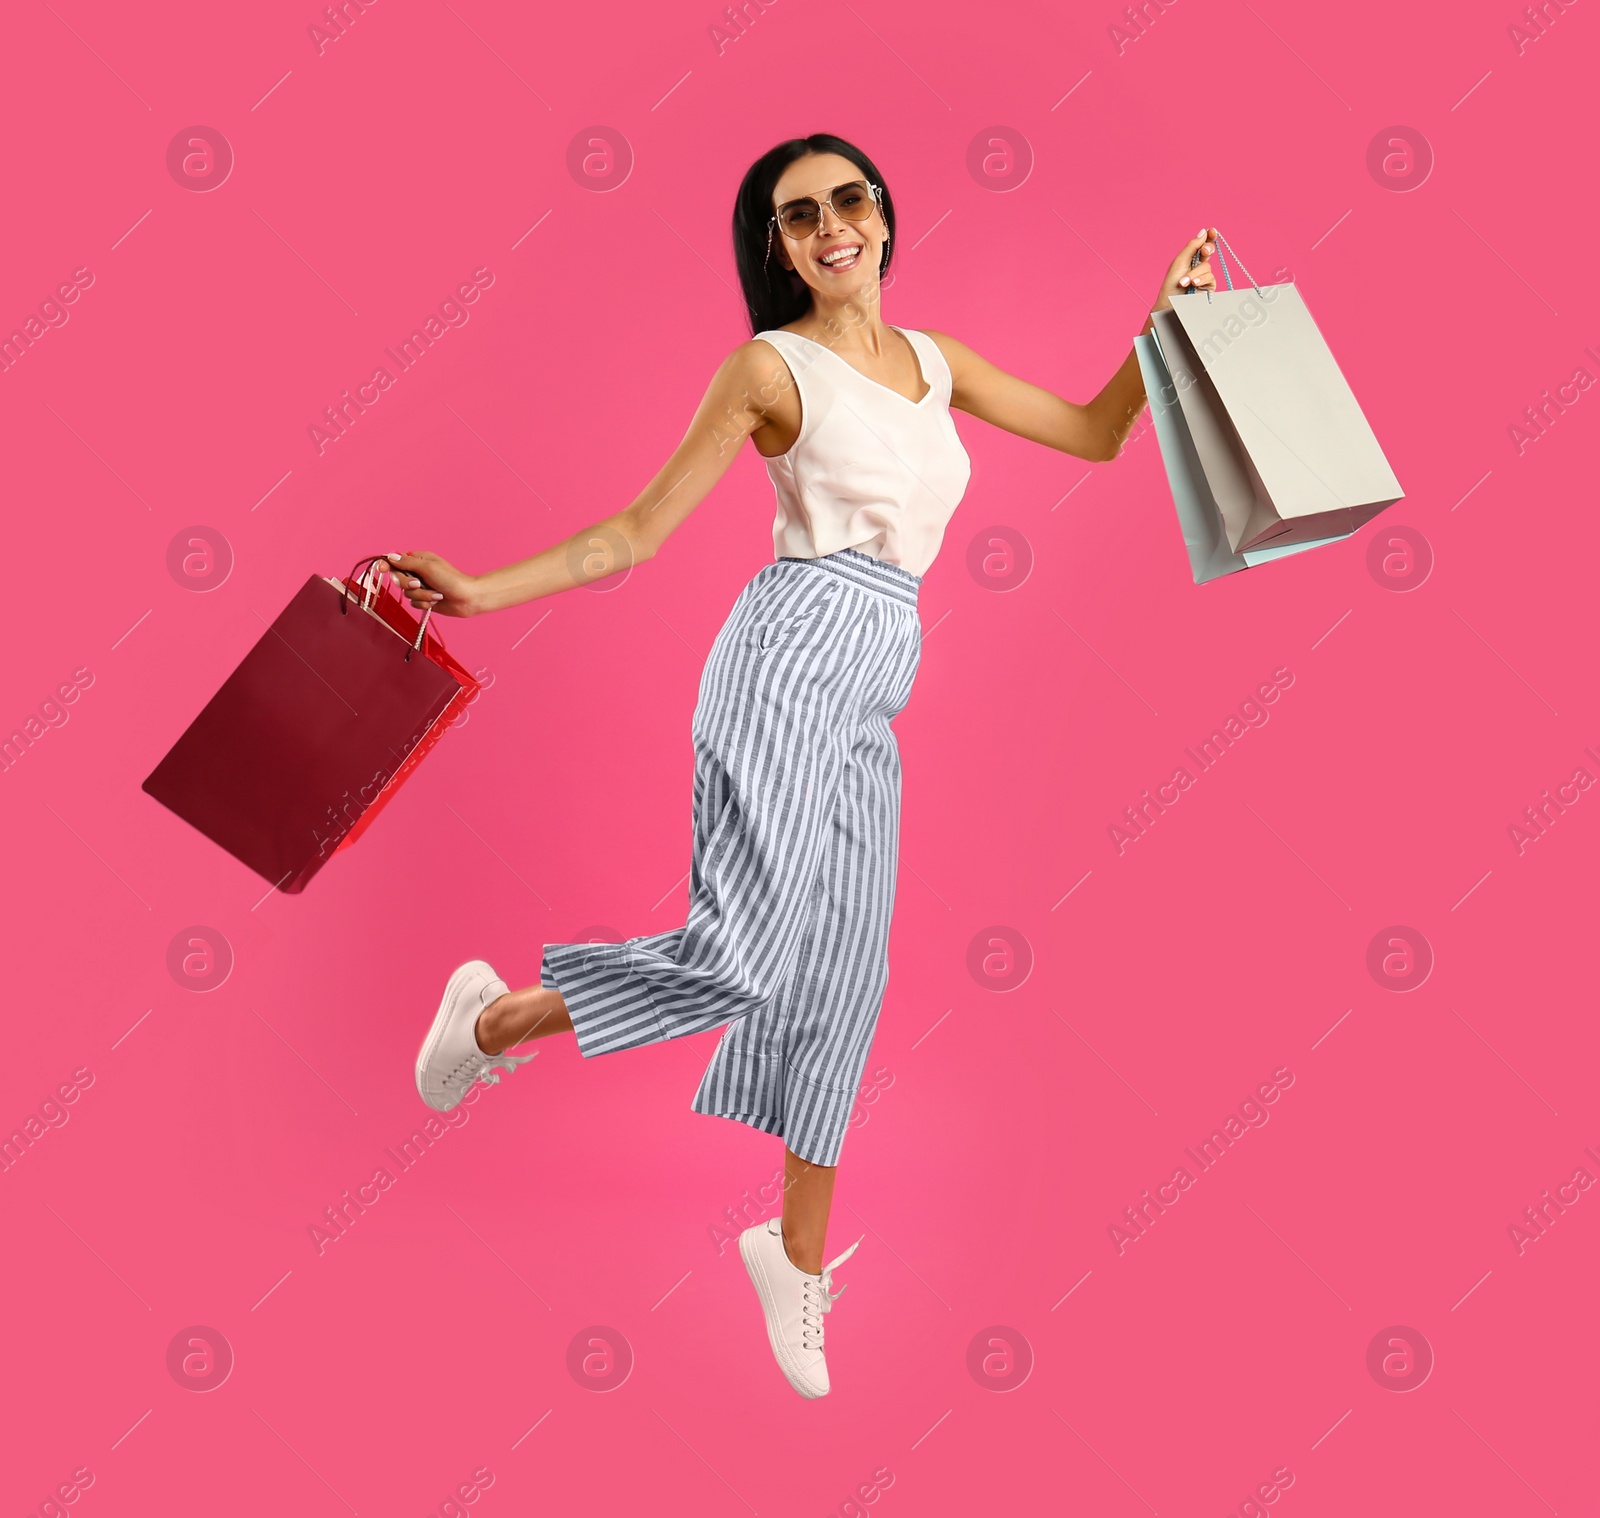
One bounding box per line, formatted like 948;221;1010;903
821;246;861;266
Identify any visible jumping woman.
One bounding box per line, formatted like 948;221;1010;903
394;133;1218;1398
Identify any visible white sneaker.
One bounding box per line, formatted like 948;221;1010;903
415;960;535;1112
739;1217;863;1399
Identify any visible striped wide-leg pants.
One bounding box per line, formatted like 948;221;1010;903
538;548;923;1167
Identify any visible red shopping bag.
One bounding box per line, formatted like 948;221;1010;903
142;554;481;894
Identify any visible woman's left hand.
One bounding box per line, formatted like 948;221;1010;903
1149;227;1219;321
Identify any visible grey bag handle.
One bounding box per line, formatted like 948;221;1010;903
1186;231;1262;301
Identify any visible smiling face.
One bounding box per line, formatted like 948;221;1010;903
769;152;888;298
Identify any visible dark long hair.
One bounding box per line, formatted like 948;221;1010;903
733;134;896;337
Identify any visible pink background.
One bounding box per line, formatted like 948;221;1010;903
2;0;1595;1513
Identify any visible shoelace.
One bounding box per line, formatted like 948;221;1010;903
443;1045;535;1092
800;1234;864;1352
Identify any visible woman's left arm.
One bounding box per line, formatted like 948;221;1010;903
928;227;1219;463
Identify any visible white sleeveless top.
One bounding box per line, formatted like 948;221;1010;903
753;326;972;577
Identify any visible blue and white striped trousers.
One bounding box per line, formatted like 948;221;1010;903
538;548;923;1166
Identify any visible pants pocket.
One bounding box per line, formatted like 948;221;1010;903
758;609;818;651
756;580;838;653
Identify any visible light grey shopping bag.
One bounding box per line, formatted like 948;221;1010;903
1134;332;1357;583
1141;235;1403;577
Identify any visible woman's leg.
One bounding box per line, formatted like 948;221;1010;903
476;986;572;1053
693;696;904;1171
780;1146;836;1275
538;570;855;1065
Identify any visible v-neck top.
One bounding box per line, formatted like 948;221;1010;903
752;326;972;578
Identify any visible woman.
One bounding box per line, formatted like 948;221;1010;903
394;133;1219;1399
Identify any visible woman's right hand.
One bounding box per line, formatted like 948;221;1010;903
383;551;481;617
1147;227;1219;325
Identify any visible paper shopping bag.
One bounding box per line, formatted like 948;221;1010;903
142;556;480;893
1149;258;1403;555
1135;332;1358;584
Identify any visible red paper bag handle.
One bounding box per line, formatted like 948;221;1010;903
340;553;445;662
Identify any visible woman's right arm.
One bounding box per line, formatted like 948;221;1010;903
386;339;793;617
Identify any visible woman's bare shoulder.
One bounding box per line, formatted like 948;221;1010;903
917;329;972;367
717;335;800;399
698;337;800;454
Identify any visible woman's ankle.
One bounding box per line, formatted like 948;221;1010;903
476;988;571;1053
475;995;510;1055
781;1224;823;1275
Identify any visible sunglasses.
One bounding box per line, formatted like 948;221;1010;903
769;180;883;240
